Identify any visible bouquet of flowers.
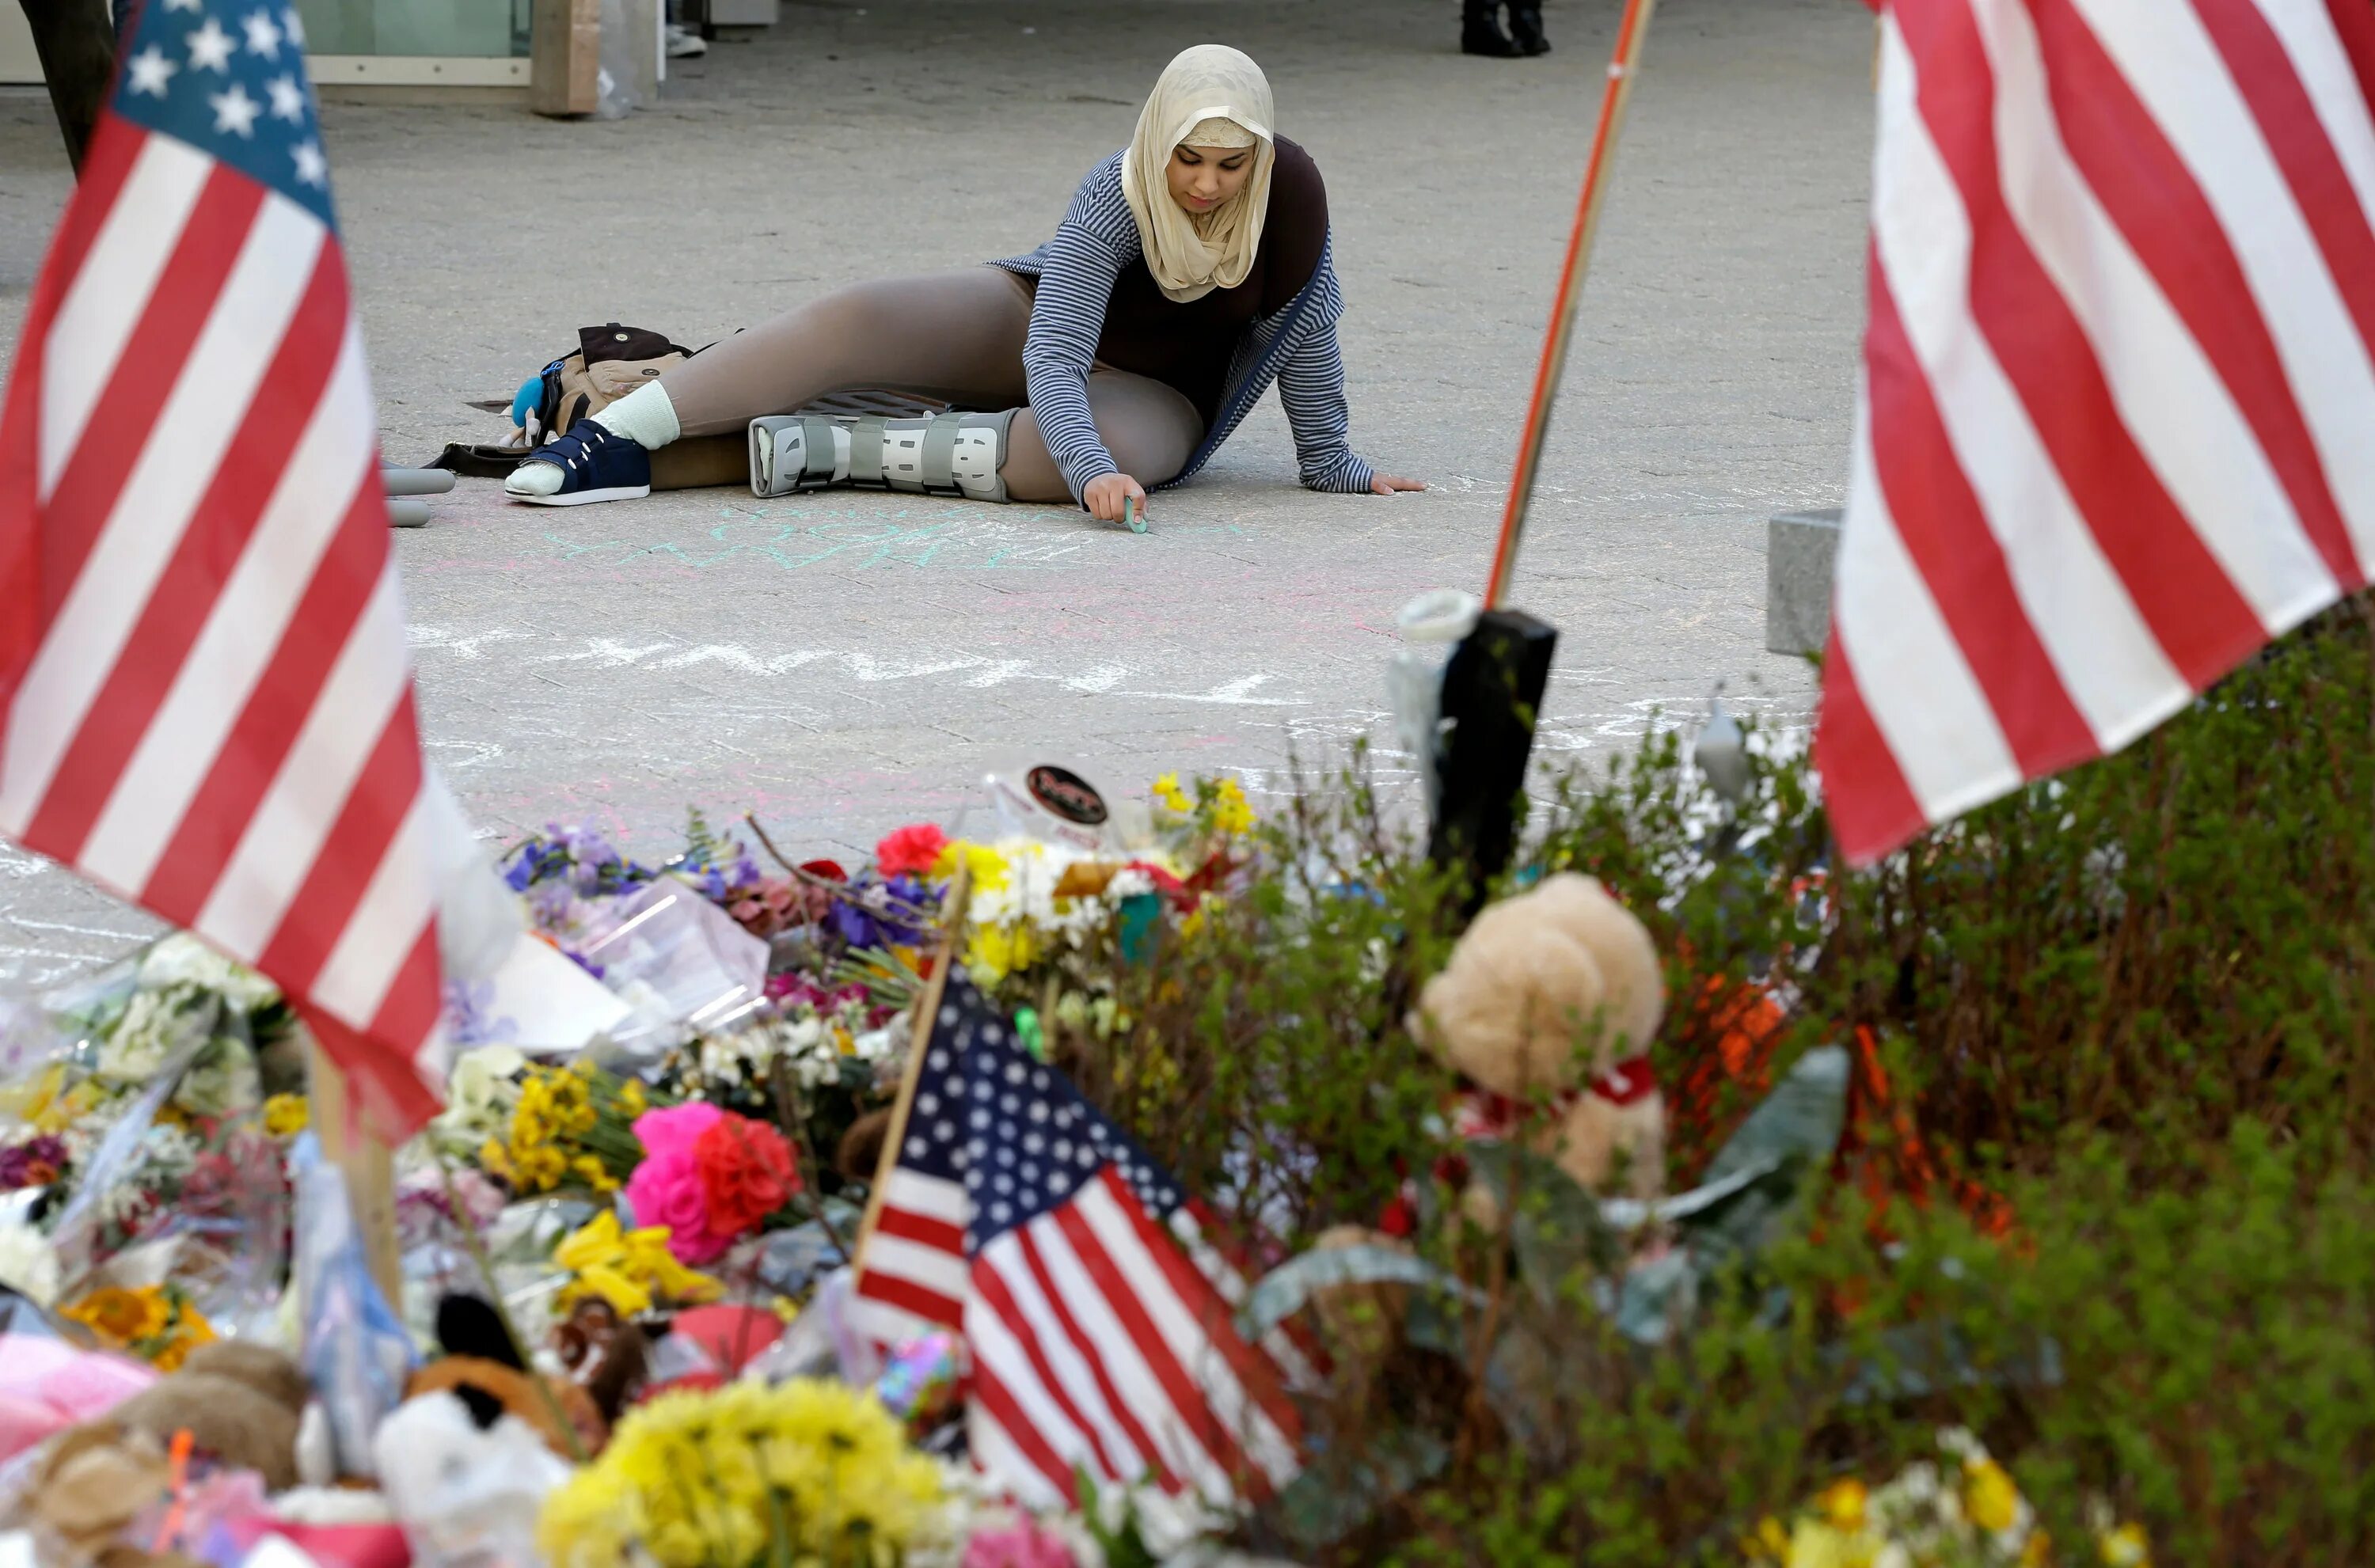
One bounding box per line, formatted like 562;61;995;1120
537;1379;946;1568
477;1059;652;1196
623;1103;803;1266
1746;1429;2150;1568
59;1280;216;1371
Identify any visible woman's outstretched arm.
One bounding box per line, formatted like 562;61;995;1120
1020;222;1130;505
1276;314;1377;493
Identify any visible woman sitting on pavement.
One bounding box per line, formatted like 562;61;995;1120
506;44;1424;524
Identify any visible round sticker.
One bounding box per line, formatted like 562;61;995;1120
1027;765;1108;826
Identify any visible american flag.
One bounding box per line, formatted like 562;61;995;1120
1817;0;2375;864
0;0;444;1132
852;976;1302;1510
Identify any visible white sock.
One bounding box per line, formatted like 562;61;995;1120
590;381;682;450
505;460;563;495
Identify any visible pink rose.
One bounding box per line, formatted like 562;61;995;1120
874;823;948;879
962;1521;1075;1568
633;1102;724;1162
625;1149;735;1265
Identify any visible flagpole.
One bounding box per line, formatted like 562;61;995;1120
850;864;973;1272
1482;0;1661;609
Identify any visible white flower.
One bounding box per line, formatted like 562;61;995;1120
139;933;280;1013
430;1044;526;1147
173;1040;260;1118
97;987;200;1083
0;1223;61;1306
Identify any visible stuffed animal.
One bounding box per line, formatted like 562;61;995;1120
373;1388;574;1568
1415;872;1669;1202
91;1340;311;1492
404;1296;605;1460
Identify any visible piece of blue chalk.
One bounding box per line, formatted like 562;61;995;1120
1124;495;1145;533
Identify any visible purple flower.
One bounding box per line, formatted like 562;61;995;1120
825;874;934;953
0;1134;69;1190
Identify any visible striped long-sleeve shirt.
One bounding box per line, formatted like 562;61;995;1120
991;152;1377;503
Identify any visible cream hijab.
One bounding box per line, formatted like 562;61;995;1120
1119;45;1278;304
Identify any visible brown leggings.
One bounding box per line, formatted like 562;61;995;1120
656;267;1204;503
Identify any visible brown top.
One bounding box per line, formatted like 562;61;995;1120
1092;136;1329;420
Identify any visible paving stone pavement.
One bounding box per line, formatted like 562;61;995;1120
0;0;1872;989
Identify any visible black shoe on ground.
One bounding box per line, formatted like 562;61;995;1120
1507;1;1551;55
1461;0;1523;55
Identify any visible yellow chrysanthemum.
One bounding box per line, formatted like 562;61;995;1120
538;1380;939;1568
933;839;1010;892
1151;773;1191;813
1784;1519;1876;1568
964;921;1041;985
1964;1460;2021;1534
2099;1523;2150;1567
262;1093;310;1137
619;1079;648;1116
572;1154;618;1193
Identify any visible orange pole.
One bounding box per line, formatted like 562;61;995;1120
1483;0;1661;610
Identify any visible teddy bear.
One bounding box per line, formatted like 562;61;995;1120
1414;871;1669;1205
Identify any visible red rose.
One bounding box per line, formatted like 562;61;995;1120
692;1114;801;1236
873;823;948;879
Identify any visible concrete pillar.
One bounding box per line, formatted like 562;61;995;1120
1765;508;1841;658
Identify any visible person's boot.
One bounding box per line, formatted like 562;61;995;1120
1507;0;1552;55
1461;0;1522;57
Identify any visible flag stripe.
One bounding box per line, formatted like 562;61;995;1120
1869;20;2189;742
1013;1224;1180;1494
874;1205;967;1257
967;1378;1074;1511
23;245;348;861
1077;1172;1299;1490
1832;391;2020;820
855;1266;965;1332
2040;0;2367;595
78;316;372;893
255;693;423;992
136;474;383;924
972;1254;1119;1492
982;1232;1146;1483
36;133;215;509
2187;0;2375;575
1038;1206;1234;1499
1898;0;2263;685
1813;639;1931;867
5;192;320;829
1861;248;2096;775
1053;1188;1262;1497
1819;0;2375;864
5;13;445;1137
196;557;408;957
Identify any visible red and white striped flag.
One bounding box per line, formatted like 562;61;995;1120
0;0;444;1132
852;976;1301;1511
1817;0;2375;863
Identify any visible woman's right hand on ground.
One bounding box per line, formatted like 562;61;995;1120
1084;472;1148;524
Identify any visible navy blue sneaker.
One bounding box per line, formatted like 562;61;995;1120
505;420;652;506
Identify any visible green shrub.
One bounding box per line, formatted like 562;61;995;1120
1057;602;2375;1562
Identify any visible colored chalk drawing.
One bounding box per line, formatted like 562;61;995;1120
538;507;1251;575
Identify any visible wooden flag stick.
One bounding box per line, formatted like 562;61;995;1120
1483;0;1662;610
304;1042;403;1309
850;865;973;1274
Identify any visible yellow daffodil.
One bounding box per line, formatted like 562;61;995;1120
1818;1479;1869;1532
2099;1523;2149;1566
1963;1459;2021;1534
262;1093;310;1137
555;1211;720;1316
1211;776;1255;834
1151;773;1192;813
